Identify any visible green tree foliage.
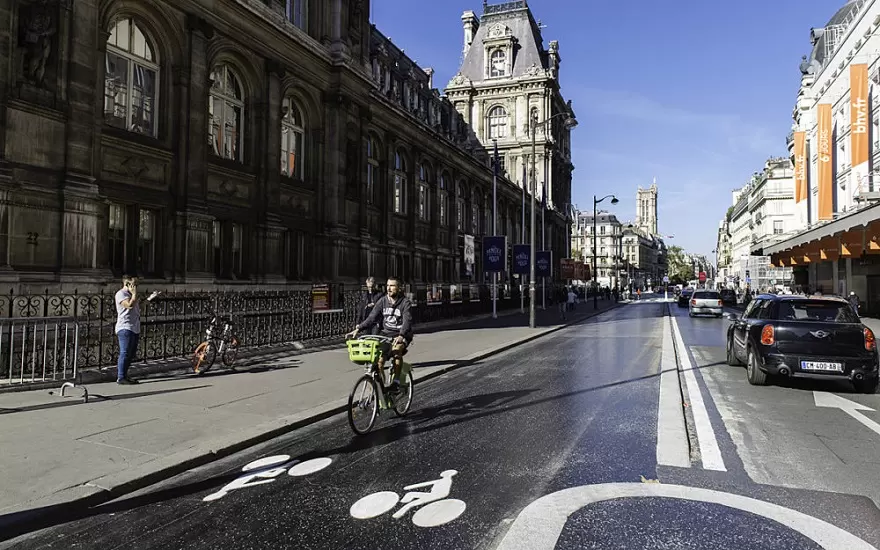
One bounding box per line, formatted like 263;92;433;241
666;245;694;284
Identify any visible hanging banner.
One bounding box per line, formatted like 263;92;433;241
817;103;834;221
463;234;475;276
482;236;507;273
793;131;807;203
512;244;530;275
560;258;575;279
851;64;870;196
536;251;552;278
574;260;585;280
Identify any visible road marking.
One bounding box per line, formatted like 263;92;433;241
671;316;727;472
814;391;880;437
494;482;877;550
350;470;466;527
656;315;690;468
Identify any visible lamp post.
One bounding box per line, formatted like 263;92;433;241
593;194;618;309
529;108;578;328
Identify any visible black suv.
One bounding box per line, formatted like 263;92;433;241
720;289;737;306
677;288;694;308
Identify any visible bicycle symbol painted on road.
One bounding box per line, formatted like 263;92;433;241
203;454;333;502
350;470;466;528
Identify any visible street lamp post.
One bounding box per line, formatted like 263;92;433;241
529;108;578;328
593;194;618;310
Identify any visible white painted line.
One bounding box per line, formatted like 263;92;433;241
814;391;880;437
656;316;691;468
494;482;877;550
671;316;727;472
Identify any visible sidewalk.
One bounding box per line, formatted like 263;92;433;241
0;300;620;527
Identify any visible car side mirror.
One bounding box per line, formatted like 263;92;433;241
725;312;740;321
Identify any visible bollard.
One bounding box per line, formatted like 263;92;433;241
58;381;89;403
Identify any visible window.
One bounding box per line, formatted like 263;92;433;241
471;190;479;233
490;49;507;77
366;138;379;205
281;97;305;178
137;209;156;274
286;0;307;29
109;203;126;272
773;220;784;234
213;220;222;275
393;151;406;214
104;18;159;136
439;174;449;226
457;184;466;231
493;154;506;176
231;223;243;277
484;194;491;235
209;64;244;161
488;106;507;139
418;163;430;221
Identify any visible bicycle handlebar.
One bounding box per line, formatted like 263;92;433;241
354;335;395;343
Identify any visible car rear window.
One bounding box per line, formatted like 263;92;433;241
776;301;859;323
693;292;720;299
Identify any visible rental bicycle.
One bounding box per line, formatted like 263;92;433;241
192;315;240;375
346;335;414;435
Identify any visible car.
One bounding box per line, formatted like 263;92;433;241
726;294;879;393
720;289;737;306
690;290;723;317
677;287;694;307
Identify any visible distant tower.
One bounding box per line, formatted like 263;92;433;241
636;179;658;236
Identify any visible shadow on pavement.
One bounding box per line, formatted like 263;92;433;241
0;385;212;415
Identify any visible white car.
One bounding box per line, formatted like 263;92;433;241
689;290;724;317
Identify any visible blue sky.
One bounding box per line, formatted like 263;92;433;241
371;0;837;256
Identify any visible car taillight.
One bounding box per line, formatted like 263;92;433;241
691;299;697;306
718;300;723;307
865;327;876;351
760;325;775;345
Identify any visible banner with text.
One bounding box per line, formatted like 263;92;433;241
482;236;507;273
463;234;475;277
512;244;531;275
560;258;575;279
851;64;870;197
574;260;585;280
794;131;807;203
536;251;552;278
817;103;834;220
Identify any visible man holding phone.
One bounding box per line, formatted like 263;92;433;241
115;275;160;385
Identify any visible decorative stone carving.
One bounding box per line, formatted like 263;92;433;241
121;156;149;179
487;23;508;39
525;63;543;76
18;0;57;88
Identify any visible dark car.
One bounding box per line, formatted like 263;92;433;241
720;289;737;306
726;294;878;393
677;287;694;308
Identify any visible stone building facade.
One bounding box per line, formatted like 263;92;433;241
0;0;571;294
635;181;658;237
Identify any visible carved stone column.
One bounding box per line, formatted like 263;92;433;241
183;16;213;209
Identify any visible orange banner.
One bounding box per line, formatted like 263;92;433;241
817;103;833;220
851;64;870;166
794;131;807;203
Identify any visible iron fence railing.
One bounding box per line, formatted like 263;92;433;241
0;287;522;377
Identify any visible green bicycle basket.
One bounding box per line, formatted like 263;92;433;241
347;339;381;364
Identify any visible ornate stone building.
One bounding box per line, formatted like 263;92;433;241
636;180;658;236
0;0;573;293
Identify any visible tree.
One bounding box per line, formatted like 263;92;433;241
666;245;694;284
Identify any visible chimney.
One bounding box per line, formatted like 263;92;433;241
424;67;434;88
462;10;479;57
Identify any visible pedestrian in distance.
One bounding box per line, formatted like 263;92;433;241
115;275;160;385
360;276;384;335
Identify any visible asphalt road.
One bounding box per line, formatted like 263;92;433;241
4;296;880;549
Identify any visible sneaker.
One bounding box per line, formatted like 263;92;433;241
117;378;139;385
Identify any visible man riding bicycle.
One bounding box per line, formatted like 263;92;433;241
347;277;413;394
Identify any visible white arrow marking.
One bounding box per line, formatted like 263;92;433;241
814;391;880;437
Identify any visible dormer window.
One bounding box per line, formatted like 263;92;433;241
490;49;507;77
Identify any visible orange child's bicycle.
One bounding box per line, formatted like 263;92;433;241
192;315;240;375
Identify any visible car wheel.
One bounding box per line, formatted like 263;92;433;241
726;335;741;366
854;378;879;394
746;349;768;386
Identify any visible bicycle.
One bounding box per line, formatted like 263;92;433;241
192;315;240;375
346;335;414;435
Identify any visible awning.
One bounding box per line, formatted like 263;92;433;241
763;202;880;256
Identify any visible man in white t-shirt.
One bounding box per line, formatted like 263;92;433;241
115;275;160;385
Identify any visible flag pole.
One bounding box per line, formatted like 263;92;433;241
521;161;526;314
492;140;498;319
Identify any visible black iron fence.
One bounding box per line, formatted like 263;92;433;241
0;286;527;378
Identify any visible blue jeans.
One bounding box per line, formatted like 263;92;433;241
117;330;139;381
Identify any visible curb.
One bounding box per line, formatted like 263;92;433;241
0;303;621;541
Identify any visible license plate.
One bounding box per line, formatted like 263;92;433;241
800;361;843;372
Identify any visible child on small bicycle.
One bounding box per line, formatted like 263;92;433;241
347;277;413;394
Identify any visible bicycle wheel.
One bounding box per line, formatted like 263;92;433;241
192;341;217;375
222;336;240;367
393;369;414;417
348;375;379;435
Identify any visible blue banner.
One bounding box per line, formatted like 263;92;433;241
483;236;507;273
512;244;530;275
536;251;552;278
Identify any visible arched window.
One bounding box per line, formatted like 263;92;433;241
439;173;449;226
209;64;244;161
490;49;507;78
456;183;466;231
393;150;407;214
488;106;507;139
104;18;159;136
471;189;480;233
281;97;305;178
366;137;379;206
418;162;431;221
286;0;307;29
